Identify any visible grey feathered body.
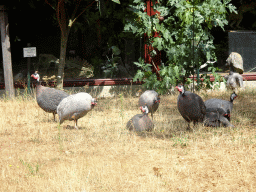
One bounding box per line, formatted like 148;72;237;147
205;99;234;114
139;90;160;116
204;108;234;127
226;72;243;89
57;92;94;124
36;84;69;114
177;91;206;124
126;114;154;132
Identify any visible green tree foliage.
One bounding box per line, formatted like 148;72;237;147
125;0;237;93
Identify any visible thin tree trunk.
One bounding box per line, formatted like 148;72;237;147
56;0;69;89
57;32;68;89
54;0;90;88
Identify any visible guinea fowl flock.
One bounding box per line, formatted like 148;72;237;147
31;71;237;131
31;71;97;129
176;84;236;130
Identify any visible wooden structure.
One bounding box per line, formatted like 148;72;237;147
0;5;14;98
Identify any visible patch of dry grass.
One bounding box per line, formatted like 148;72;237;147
0;88;256;191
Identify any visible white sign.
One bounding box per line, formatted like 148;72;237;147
23;47;37;57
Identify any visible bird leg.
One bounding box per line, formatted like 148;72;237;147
187;123;191;130
151;113;154;121
187;123;195;132
74;119;79;130
53;113;56;122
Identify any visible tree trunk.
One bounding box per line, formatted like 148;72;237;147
57;32;68;89
0;5;15;98
56;0;70;89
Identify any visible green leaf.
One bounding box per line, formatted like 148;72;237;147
129;0;232;92
111;0;120;4
133;70;144;82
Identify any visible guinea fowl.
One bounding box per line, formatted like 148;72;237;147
176;84;206;130
57;92;97;129
31;71;69;121
225;71;243;90
139;90;160;120
126;106;154;132
204;92;237;120
204;108;234;127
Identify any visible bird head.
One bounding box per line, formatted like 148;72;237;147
229;71;234;75
91;98;97;106
140;106;149;114
154;97;160;104
175;84;184;94
31;71;40;82
230;92;238;102
225;109;231;118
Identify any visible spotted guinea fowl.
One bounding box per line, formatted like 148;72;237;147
126;106;154;132
139;90;160;120
31;71;69;121
204;92;237;120
204;108;234;127
57;92;97;129
176;84;206;130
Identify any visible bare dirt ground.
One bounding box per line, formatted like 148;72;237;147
0;88;255;192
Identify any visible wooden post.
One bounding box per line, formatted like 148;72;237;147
0;5;15;98
27;43;31;94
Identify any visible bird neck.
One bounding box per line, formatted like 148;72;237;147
181;87;185;95
35;80;42;87
35;81;43;93
230;95;235;102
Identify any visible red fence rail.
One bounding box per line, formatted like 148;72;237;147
0;73;255;89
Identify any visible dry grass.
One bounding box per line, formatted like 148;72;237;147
0;88;256;192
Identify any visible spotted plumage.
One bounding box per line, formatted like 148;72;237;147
126;106;154;132
57;92;97;129
139;90;160;120
204;108;234;127
176;84;206;130
204;92;237;121
31;71;69;121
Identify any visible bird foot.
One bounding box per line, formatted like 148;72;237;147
74;126;79;130
187;126;195;132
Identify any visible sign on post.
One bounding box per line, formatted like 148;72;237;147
23;46;36;94
23;47;37;57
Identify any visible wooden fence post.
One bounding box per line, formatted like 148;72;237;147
0;5;15;98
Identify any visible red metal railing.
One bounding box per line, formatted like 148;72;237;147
0;73;255;89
